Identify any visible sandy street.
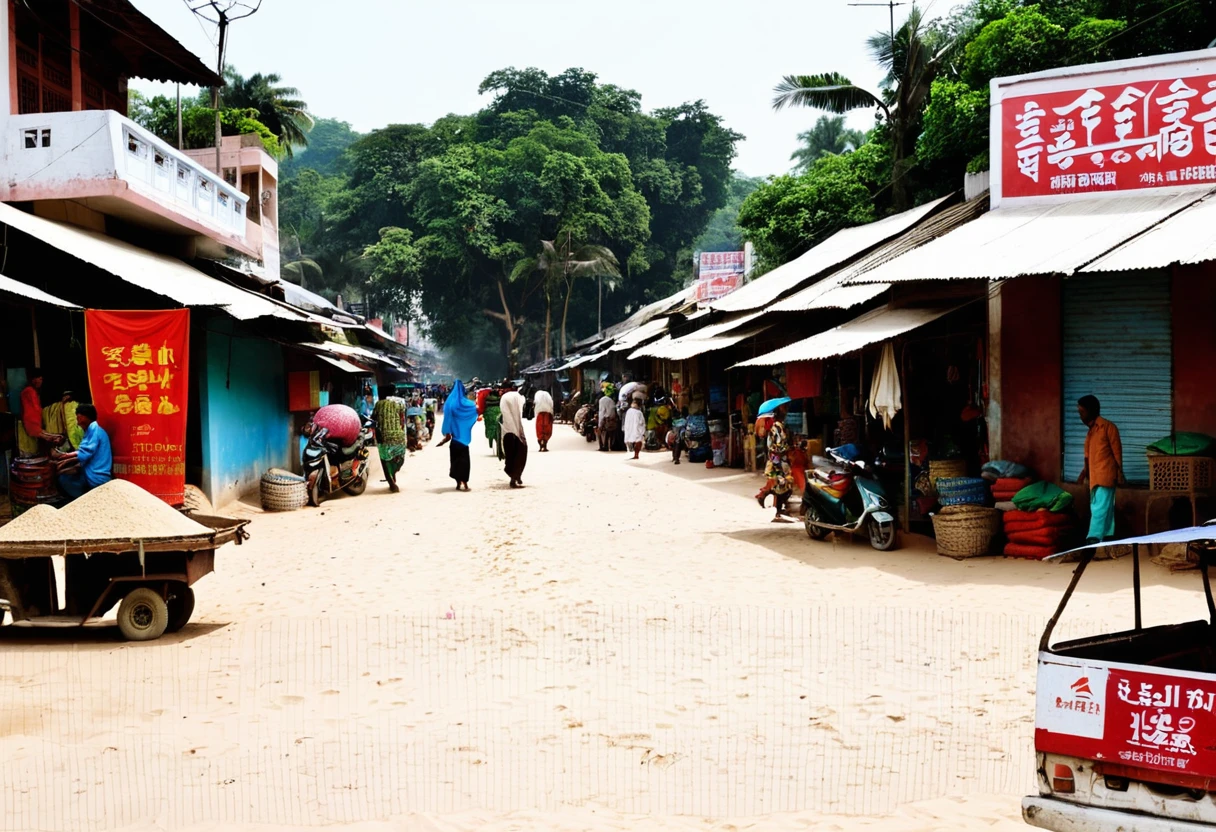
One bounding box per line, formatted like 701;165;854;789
1;419;1207;832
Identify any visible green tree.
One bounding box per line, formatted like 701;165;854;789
738;142;888;268
512;236;621;358
129;90;282;157
281;118;360;177
791;116;867;172
773;5;954;210
362;227;424;319
222;67;314;155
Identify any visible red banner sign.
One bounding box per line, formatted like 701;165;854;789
85;309;190;505
1002;70;1216;199
1035;655;1216;784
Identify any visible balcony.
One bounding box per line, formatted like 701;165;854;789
2;109;254;257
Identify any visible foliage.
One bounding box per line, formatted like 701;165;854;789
692;174;764;257
916;79;989;174
281;118;360;178
791;116;867;172
128;91;282;157
737;142;889;269
222;68;314;156
362;227;424;319
960;5;1068;88
512;237;621;357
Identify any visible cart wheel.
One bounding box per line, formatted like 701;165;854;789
166;585;195;633
117;588;169;641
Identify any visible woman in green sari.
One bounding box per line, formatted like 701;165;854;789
372;391;407;492
483;389;503;459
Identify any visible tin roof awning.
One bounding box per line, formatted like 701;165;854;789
80;0;223;87
315;355;370;375
732;304;961;368
636;324;772;362
0;275;81;309
849;191;1206;284
607;316;670;353
629;310;768;360
0;203;307;321
710;195;951;313
1082;191;1216;272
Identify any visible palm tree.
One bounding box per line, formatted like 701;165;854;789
773;5;952;209
790;115;867;172
223;68;314;156
512;235;621;359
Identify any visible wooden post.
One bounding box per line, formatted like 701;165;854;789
69;1;81;110
901;343;911;534
8;0;18;115
30;306;40;367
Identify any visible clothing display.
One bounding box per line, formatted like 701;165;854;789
868;342;901;430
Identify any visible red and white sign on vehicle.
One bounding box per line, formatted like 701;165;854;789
993;50;1216;205
1036;655;1216;781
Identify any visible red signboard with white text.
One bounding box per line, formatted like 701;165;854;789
85;309;190;505
994;52;1216;205
1035;655;1216;784
697;251;745;302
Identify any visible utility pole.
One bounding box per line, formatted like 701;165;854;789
185;1;262;175
176;84;183;150
848;0;905;49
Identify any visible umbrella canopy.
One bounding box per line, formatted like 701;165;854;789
758;397;792;416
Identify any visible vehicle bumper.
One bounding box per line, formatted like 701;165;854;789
1023;796;1214;831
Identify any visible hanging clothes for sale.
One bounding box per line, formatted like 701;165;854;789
868;342;902;430
785;360;823;399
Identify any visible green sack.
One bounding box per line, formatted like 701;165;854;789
1012;480;1074;513
1147;432;1216;457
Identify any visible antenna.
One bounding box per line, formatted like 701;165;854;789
848;1;906;48
184;1;263;174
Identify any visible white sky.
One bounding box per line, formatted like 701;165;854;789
133;0;968;178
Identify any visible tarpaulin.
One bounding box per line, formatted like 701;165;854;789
85;309;190;505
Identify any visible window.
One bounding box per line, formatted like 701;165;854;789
154;151;166;168
22;128;52;149
126;133;147;158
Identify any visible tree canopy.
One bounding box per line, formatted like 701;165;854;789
277;67;742;375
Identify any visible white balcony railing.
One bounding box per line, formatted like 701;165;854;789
4;110;249;247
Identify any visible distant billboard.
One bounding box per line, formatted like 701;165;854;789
696;251;745;302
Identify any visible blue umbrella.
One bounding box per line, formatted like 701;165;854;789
757;397;791;416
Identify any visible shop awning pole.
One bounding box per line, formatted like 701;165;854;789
901;342;911;535
30;308;40;368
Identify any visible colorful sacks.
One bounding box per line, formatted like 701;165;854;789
1002;508;1072;557
1012;481;1074;513
992;477;1034;501
936;477;990;507
981;460;1033;482
1004;543;1058;559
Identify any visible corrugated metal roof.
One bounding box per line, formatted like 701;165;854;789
637;325;772;362
0;203;305;322
557;347;613;370
572;285;693;349
732;305;960;368
711;195;952;313
316;355;370;375
849;191;1205;284
0;275;80;309
629;311;768;359
607;317;670;352
1082;191;1216;272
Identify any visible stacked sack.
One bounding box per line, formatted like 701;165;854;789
935;477;990;507
981;460;1034;509
1003;482;1075;559
991;477;1033;503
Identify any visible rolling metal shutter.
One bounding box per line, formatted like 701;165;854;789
1062;271;1171;485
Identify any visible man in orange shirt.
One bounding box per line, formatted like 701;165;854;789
1077;395;1123;543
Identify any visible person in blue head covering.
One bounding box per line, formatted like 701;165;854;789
438;379;478;491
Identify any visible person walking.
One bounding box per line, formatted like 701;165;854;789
483;387;503;459
500;385;529;488
1077;395;1123;543
438;379;478;492
624;397;646;460
372;389;407;492
597;388;617;452
761;405;795;523
534;388;554;452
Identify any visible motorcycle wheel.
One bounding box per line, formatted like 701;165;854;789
868;517;898;551
308;472;324;507
346;468;369;496
804;503;831;541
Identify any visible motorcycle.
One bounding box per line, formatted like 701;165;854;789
802;445;898;551
302;418;374;506
574;403;597;442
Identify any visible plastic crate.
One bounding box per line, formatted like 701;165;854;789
1148;455;1214;492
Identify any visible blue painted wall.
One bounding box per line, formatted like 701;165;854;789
198;322;291;508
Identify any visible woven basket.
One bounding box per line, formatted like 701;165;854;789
261;469;308;512
929;459;967;488
932;505;1001;559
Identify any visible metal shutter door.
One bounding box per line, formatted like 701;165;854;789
1062;271;1171;485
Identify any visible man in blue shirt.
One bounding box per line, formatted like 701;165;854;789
53;403;112;500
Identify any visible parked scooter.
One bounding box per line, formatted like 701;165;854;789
576;404;598;443
302;418;374;506
802;445;898;550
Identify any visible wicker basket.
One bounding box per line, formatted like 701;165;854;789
932;505;1001;559
1148;455;1214;492
928;459;967;488
261;469;308;512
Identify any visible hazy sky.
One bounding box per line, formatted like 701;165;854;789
133;0;967;177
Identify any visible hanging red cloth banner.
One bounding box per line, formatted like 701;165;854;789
84;309;190;505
